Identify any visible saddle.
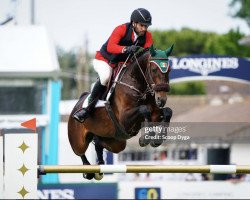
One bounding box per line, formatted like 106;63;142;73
101;62;125;100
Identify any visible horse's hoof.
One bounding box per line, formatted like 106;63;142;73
139;135;151;147
98;160;105;165
162;107;172;122
83;173;95;180
150;138;163;147
94;173;104;180
139;131;156;147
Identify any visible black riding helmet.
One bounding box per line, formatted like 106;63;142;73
130;8;152;26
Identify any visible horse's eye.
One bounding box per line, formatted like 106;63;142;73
152;68;157;73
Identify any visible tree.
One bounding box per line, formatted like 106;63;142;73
57;47;96;100
152;28;250;57
203;28;250;57
152;28;217;56
57;47;77;99
230;0;250;26
169;82;206;95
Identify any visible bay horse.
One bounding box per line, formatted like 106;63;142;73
68;45;173;180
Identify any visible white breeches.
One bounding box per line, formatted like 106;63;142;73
93;59;113;86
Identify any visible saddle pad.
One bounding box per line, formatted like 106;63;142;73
82;94;106;108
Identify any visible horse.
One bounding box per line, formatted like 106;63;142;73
68;45;173;180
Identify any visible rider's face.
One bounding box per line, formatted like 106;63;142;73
133;22;148;36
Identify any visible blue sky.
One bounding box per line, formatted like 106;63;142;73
1;0;249;53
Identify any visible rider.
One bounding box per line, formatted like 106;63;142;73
74;8;154;123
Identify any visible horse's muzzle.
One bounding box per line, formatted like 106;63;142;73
156;97;166;108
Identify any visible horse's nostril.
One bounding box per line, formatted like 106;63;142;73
156;97;167;108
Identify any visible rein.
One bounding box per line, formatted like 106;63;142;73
116;50;169;102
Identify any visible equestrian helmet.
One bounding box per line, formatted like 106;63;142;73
131;8;152;26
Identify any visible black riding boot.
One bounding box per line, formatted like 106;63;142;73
74;80;106;123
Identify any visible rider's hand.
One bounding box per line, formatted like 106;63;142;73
124;45;141;54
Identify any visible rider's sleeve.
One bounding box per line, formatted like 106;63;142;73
143;32;153;48
107;24;127;54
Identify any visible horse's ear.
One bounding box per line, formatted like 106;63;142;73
166;44;174;57
149;44;156;56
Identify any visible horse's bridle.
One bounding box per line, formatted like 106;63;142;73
116;51;170;102
147;57;171;93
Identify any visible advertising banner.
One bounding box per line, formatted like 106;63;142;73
170;55;250;83
38;183;117;199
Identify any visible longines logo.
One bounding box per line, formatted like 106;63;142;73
171;57;239;76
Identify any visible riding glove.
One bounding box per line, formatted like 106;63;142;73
124;45;141;54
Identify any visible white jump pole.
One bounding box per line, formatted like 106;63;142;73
4;133;38;199
38;164;250;174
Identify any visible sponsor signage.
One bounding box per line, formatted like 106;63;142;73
135;187;161;199
170;55;250;83
38;183;117;199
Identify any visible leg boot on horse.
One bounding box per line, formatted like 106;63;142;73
74;79;106;123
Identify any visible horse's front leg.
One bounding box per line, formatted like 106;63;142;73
162;107;173;122
136;105;157;147
150;106;172;123
149;107;173;147
120;105;154;146
120;105;151;133
146;107;171;148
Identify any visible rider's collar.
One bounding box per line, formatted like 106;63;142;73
133;31;139;42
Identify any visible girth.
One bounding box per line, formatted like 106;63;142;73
105;101;133;140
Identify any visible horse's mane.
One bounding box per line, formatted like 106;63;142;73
120;48;150;91
125;48;150;79
130;48;149;64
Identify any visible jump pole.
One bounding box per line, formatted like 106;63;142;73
38;164;250;174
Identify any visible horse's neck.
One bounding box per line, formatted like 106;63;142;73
110;53;151;135
123;54;148;88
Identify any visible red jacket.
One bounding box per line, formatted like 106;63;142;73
95;23;153;68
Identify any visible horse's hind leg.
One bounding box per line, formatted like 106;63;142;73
81;134;106;180
92;136;127;180
94;135;105;165
81;154;95;180
68;115;96;180
93;135;105;180
79;131;96;180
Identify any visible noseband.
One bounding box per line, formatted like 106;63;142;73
152;84;170;92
